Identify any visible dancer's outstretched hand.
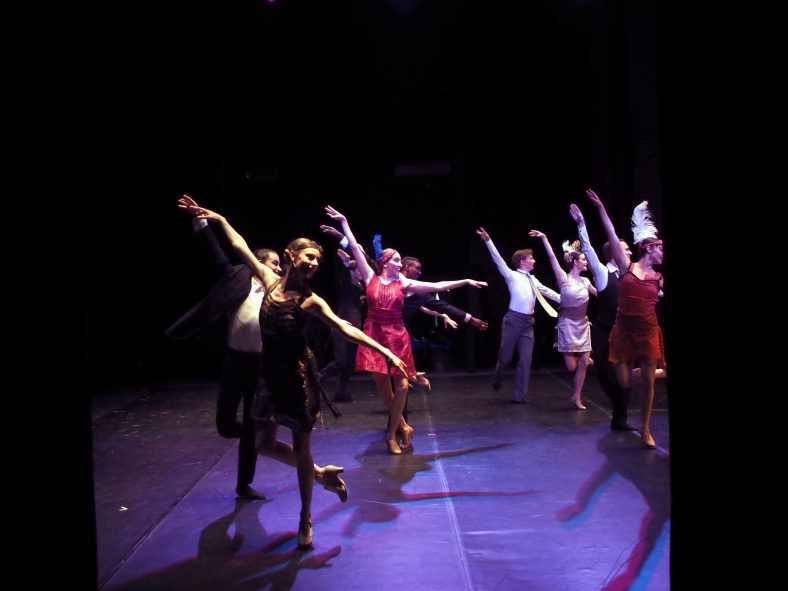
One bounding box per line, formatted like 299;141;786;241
320;224;344;240
325;205;346;223
414;372;431;391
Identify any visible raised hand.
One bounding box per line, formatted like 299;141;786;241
585;188;603;208
193;207;223;222
336;248;352;265
320;224;344;240
528;230;546;239
569;203;585;225
476;227;490;241
467;279;488;289
324;205;346;223
178;194;200;215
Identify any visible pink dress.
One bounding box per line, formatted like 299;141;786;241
355;275;416;377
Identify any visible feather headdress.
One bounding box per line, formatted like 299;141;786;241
372;233;384;262
561;239;582;263
630;201;659;245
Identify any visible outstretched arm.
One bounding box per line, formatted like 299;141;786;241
528;230;566;285
405;278;488;294
303;293;407;376
571;203;608;291
178;195;234;280
586;189;630;272
325;206;375;284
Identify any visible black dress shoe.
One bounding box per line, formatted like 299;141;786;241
236;485;266;500
610;421;637;432
492;382;502;391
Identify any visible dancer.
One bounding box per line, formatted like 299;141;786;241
186;201;407;548
325;205;487;455
317;247;367;402
585;189;665;449
401;256;489;334
167;194;283;500
529;229;597;410
476;227;560;403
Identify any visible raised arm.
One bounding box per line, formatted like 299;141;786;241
570;203;607;291
178;195;234;280
586;189;630;272
189;205;280;291
476;227;514;279
528;230;566;285
324;206;375;284
303;292;407;376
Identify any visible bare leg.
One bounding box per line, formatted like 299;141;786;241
373;373;395;411
374;373;409;454
255;420;345;493
373;373;413;449
632;367;666;384
638;363;658;448
569;352;590;410
389;375;411;451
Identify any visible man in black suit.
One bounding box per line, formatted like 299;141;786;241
318;249;367;402
167;195;282;499
401;256;489;335
572;204;636;431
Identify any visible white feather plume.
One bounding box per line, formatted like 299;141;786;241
631;201;659;244
561;239;581;263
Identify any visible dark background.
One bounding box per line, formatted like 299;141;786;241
73;0;664;388
47;0;733;587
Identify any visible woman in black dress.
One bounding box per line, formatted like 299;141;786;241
182;197;406;548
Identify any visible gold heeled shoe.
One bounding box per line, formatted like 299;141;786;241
642;431;656;449
571;397;587;411
399;426;414;449
387;438;402;455
321;465;348;502
297;519;313;548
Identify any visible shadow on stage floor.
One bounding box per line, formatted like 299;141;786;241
92;363;670;591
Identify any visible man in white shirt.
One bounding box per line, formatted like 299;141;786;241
167;202;282;499
477;227;559;403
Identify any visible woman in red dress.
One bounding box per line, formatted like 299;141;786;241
586;190;665;449
325;206;488;454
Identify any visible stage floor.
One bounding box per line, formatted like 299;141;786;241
93;364;670;590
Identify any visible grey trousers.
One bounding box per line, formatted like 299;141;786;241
493;310;535;401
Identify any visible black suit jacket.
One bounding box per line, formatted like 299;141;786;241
334;264;366;328
402;292;467;335
165;222;254;347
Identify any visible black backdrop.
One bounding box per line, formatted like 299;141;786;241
67;0;665;387
47;0;732;586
